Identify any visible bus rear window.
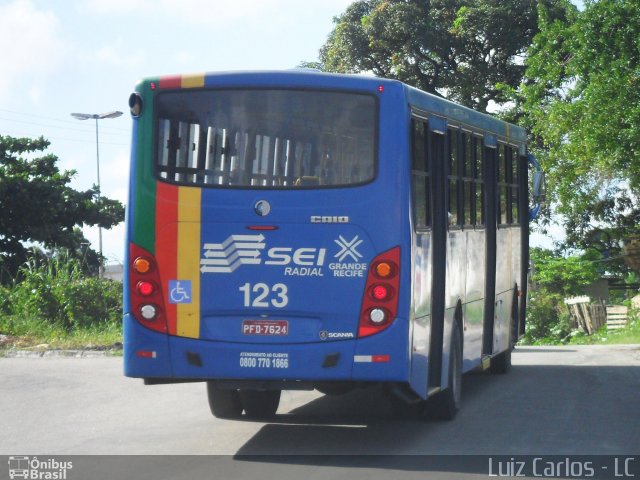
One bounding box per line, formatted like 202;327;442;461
155;89;376;188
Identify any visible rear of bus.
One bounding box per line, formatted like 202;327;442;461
124;71;412;417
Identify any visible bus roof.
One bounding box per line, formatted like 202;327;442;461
403;83;527;144
144;69;526;145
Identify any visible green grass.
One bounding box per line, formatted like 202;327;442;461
0;315;122;352
566;318;640;345
521;316;640;346
0;252;123;354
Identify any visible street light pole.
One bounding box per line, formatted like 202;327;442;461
70;111;123;277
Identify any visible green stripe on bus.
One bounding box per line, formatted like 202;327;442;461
132;78;159;253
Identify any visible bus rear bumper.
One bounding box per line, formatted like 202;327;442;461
123;313;172;378
124;313;411;383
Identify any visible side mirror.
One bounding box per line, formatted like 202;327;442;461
528;154;545;221
532;170;546;204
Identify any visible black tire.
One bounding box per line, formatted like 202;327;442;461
427;321;462;421
239;389;281;419
207;381;243;419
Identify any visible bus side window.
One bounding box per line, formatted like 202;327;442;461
501;145;520;225
447;128;460;228
462;132;474;227
498;143;508;225
157;118;170;179
411;118;430;229
474;136;485;226
511;148;520;224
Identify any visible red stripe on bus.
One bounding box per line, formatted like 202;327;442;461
155;182;179;334
159;75;182;89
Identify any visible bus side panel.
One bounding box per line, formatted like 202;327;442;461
511;225;522;337
410;233;432;399
445;230;466;322
354;83;413;385
123;116;138;319
130;79;159;253
463;229;485;371
493;227;513;354
124;80;169;379
123;314;173;377
439;126;461;385
352;316;410;381
439;306;457;392
409;314;430;398
125;116;138;252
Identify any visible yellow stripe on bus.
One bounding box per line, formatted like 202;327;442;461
176;187;201;338
181;74;205;89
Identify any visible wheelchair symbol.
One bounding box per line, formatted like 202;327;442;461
169;280;192;304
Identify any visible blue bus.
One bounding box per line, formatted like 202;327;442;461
124;70;543;420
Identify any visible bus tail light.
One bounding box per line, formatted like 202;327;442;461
369;307;388;324
129;243;168;333
136;280;155;296
358;247;400;338
133;256;151;274
374;260;395;278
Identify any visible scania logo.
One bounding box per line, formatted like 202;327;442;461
319;330;355;340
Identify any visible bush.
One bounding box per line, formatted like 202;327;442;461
58;276;122;328
524;290;574;345
0;253;122;331
523;248;600;344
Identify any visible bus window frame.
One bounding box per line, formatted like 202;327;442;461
409;108;525;235
410;114;432;232
151;86;381;191
446;126;462;231
496;141;522;228
454;128;487;232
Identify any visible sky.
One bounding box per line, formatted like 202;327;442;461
0;0;355;265
0;0;570;266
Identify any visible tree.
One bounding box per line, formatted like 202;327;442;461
518;0;640;273
525;247;601;343
0;135;124;280
316;0;576;112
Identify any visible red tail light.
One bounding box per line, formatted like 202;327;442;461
371;284;392;301
358;246;400;338
129;243;168;333
136;281;155;296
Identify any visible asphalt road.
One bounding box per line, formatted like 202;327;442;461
1;345;639;479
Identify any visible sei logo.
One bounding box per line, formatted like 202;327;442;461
265;247;326;266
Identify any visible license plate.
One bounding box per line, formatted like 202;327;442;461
242;320;289;336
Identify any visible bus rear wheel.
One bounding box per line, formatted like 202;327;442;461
239;389;281;419
427;322;462;421
207;381;243;419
